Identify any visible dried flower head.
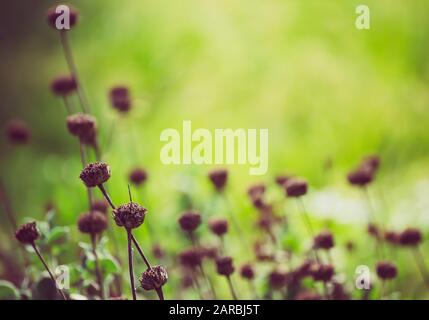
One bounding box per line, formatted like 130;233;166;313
47;5;78;30
294;260;315;280
50;75;77;96
140;265;168;291
178;210;201;233
399;228;422;247
208;169;228;192
376;261;397;280
80;162;111;187
284;178;308;197
77;211;108;235
361;155;380;173
152;244;165;260
15;222;39;244
6;120;30;144
66;113;97;145
91;199;109;214
367;223;381;240
216;256;235;276
384;230;400;245
129;168;148;186
275;175;292;187
179;248;202;269
268;270;288;290
347;167;373;187
310;264;334;282
313;231;335;250
240;264;255;280
247;184;266;201
109;86;131;112
113;202;147;230
209;218;228;236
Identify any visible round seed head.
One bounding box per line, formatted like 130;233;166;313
247;184;266;201
376;261;397;280
152;244;165;259
367;223;381;240
284;178;308;197
129;168;148;186
6;120;30;144
178;210;201;233
80;162;111;187
399;228;422;247
140;265;168;291
240;264;255;280
347;167;373;187
275;175;292;187
310;264;334;282
91;199;109;214
361;155;380;173
113;202;147;230
209;218;228;236
179;248;202;269
384;230;400;245
50;75;77;96
294;260;315;280
313;231;335;250
47;5;78;30
109;86;131;113
268;270;288;290
208;169;228;192
66;113;97;146
77;211;108;235
215;256;235;276
15;222;39;244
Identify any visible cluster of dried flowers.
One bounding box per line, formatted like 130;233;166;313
2;4;428;301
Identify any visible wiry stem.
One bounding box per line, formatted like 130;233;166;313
31;243;67;300
62;96;73;115
296;198;320;263
155;287;165;300
226;276;238;300
91;234;104;299
126;229;137;300
130;233;151;269
413;247;429;290
59;31;90;114
98;184;115;210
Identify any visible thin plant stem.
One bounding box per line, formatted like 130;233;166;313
62;96;73;115
192;271;205;299
362;187;385;259
155;287;165;301
98;184;115;210
59;31;90;114
31;243;67;300
380;280;385;300
221;193;247;250
226;276;238;300
199;264;217;299
91;234;104;299
413;247;429;290
296;198;320;263
126;229;137;300
130;233;151;269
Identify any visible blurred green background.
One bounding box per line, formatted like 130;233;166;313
1;0;429;299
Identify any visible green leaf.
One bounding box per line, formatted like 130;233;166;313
86;256;121;274
0;280;20;300
46;226;70;245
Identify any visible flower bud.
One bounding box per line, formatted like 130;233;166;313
208;169;228;192
216;256;235;276
284;178;308;197
77;211;108;235
209;218;228;236
240;264;255;280
109;86;131;113
6;120;30;144
66;113;97;145
178;210;201;233
50;75;77;96
47;5;78;30
399;228;422;247
15;222;39;244
80;162;111;187
376;261;397;280
313;231;334;250
129;168;148;186
140;265;168;291
113;202;147;230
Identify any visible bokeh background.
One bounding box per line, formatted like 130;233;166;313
1;0;429;299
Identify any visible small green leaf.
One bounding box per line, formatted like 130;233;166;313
86;256;120;274
0;280;20;300
46;226;70;245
